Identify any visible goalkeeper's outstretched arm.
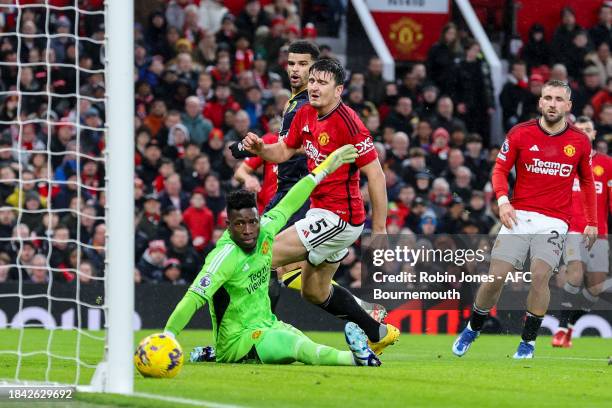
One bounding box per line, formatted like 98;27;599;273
164;291;206;338
263;144;359;235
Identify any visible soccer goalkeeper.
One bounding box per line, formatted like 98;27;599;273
164;145;380;366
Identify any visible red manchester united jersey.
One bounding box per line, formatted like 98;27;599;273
492;120;596;226
284;102;377;224
569;152;612;235
244;133;278;214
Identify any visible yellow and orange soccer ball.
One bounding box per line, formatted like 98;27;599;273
134;333;184;378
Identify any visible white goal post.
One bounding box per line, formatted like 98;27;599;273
0;0;134;395
103;0;135;395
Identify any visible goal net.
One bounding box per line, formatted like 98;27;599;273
0;0;133;394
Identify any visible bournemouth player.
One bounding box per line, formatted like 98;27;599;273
243;58;399;354
452;80;597;359
553;116;612;348
164;145;381;366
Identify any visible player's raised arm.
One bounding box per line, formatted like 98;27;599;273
263;144;359;235
242;132;296;163
234;160;262;193
577;140;598;248
360;159;387;234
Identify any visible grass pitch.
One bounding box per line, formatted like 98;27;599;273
0;329;610;407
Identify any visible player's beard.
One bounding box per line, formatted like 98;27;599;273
542;110;565;126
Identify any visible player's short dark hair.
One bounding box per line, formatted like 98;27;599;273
309;58;345;86
575;115;594;125
227;189;257;212
543;79;572;99
288;40;320;60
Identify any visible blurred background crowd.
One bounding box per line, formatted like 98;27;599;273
0;0;610;289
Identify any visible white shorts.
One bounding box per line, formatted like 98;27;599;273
295;208;363;266
491;210;568;269
564;234;609;272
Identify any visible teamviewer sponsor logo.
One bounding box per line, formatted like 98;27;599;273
525;158;573;177
304;140;327;165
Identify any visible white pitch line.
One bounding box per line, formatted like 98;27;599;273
131;392;249;408
388;353;609;362
535;356;609;362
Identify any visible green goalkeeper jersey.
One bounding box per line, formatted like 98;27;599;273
186;177;313;362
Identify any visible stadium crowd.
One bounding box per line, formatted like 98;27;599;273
0;1;610;289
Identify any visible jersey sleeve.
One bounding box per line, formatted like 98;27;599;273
244;154;263;170
607;158;612;213
492;126;521;199
354;127;378;168
189;243;237;302
261;174;317;236
284;106;305;149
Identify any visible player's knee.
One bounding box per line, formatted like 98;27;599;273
300;285;329;304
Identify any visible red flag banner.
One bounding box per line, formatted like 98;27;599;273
367;0;451;61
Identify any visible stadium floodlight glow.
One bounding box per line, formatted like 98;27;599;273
0;0;134;395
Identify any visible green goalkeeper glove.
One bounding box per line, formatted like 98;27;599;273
311;144;359;183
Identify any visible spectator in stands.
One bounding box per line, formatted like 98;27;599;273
138;141;162;185
386;132;410;175
158;206;184;243
136;193;161;258
522;73;545;121
450;166;473;203
590;3;612;48
468;191;495;233
78;260;97;285
163;258;186;285
464;134;488;190
439;196;466;234
596;103;612;139
364;56;385;106
591;77;612;118
27;254;49;284
384;96;417;135
552;7;583;64
573;65;602;116
167;226;202;281
159;173;190;212
182;188;214;251
83;223;105;275
586;41;612;87
431;96;466;134
181;96;212;146
521;23;551;71
236;0;270;43
224;109;255;142
454;40;495;144
203;173;225;221
137;239;167;282
499;60;530;131
563;30;591;80
427;22;462;95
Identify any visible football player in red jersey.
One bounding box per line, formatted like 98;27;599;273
553;116;612;348
453;80;598;359
234;129;279;214
243;59;399;355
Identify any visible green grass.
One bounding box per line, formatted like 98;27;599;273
0;329;610;407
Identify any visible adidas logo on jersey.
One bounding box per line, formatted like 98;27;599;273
529;145;540;151
243;264;250;271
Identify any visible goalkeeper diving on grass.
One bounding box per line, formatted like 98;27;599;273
164;144;381;366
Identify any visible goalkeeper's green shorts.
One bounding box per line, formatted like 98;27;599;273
221;321;309;364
